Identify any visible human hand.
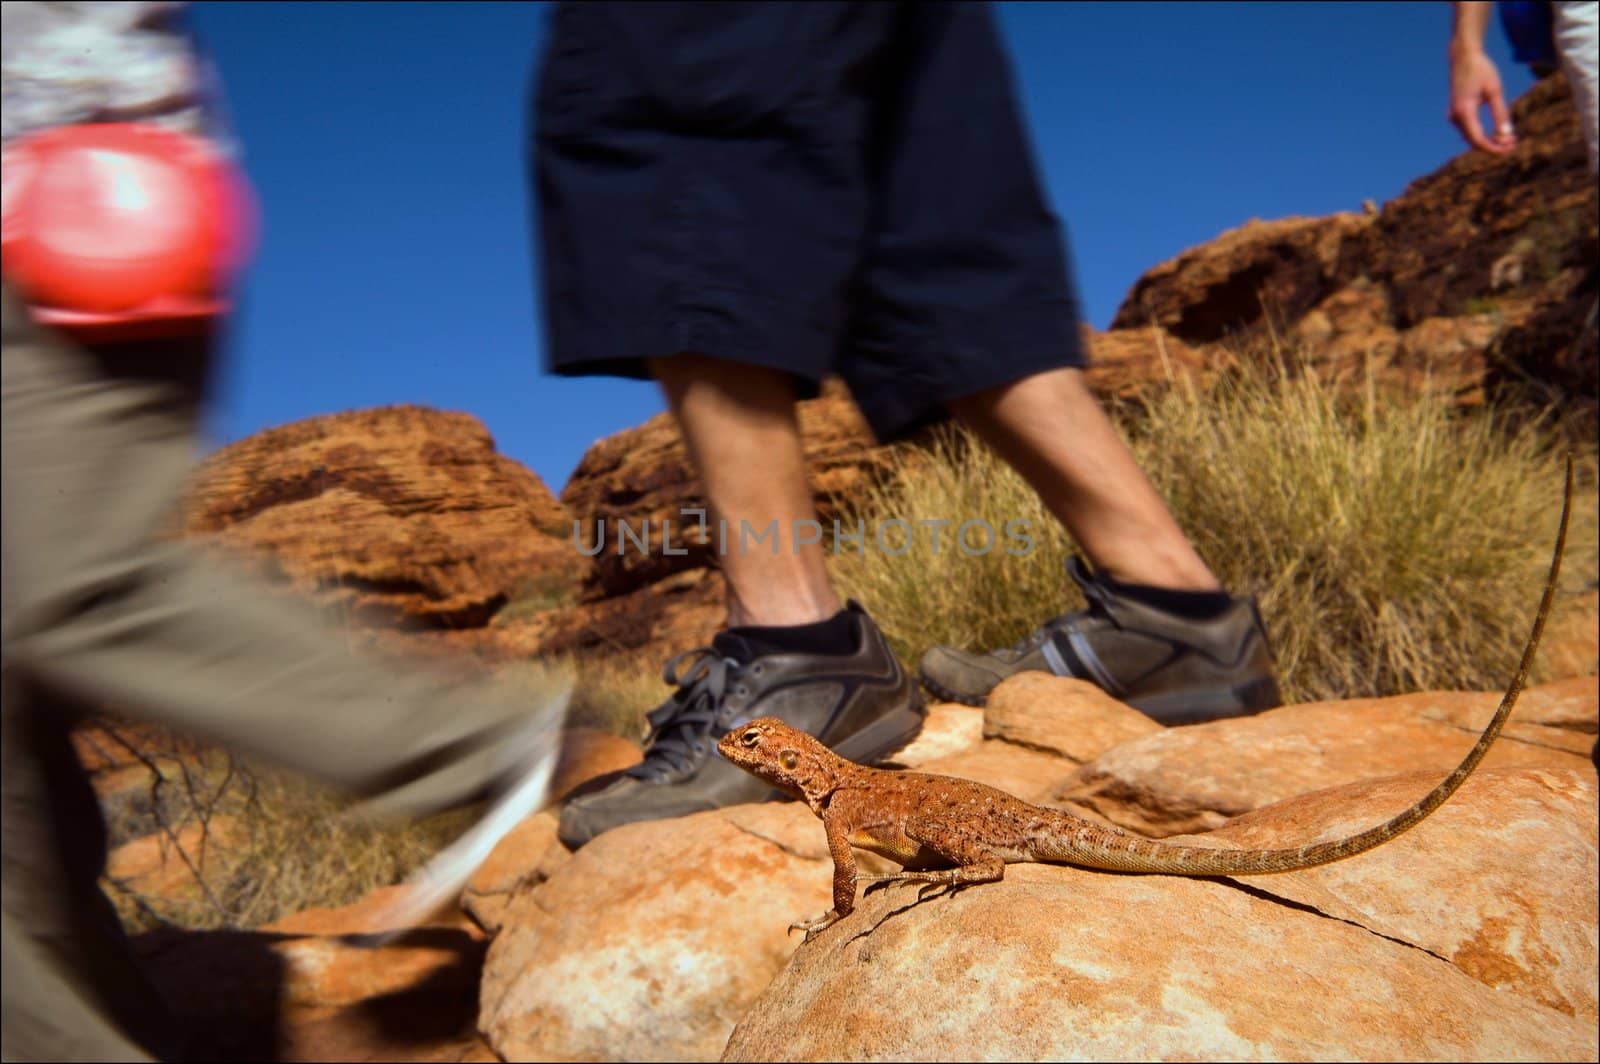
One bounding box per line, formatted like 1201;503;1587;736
1448;45;1516;154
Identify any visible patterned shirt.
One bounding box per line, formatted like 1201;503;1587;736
1;1;219;147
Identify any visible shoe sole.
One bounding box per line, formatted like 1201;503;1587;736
918;669;1281;723
1130;675;1281;725
917;670;990;708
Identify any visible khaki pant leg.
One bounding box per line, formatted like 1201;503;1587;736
1;286;549;814
2;665;176;1062
1;912;159;1063
1;285;562;1059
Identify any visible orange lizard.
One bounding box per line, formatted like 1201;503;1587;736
718;457;1574;940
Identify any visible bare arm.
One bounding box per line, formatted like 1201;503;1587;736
1448;1;1516;154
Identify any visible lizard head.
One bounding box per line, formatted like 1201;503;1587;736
718;717;839;809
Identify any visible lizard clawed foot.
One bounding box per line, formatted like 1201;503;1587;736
788;910;841;943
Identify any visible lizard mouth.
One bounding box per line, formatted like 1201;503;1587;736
715;733;757;770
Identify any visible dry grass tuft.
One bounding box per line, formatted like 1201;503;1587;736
103;755;479;933
101;655;661;934
835;350;1596;704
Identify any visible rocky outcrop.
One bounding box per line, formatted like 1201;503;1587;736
475;706;986;1062
180;405;573;628
1080;323;1223;397
1346;75;1596;334
1112;75;1597;413
1054;675;1599;837
474;677;1596;1062
532;566;726;658
1117;213;1372;344
477;802;830;1063
723;769;1597;1061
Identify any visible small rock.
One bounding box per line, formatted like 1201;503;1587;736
891;702;984;766
983;673;1160;762
460;811;568;934
478;802;831;1063
1055;682;1597;836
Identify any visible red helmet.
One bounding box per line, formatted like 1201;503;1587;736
1;122;256;341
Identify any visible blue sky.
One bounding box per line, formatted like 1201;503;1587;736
188;2;1535;493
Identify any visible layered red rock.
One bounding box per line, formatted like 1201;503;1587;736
1115;212;1372;344
180;405;572;628
534;566;726;657
1111;75;1597;415
1346;75;1596;333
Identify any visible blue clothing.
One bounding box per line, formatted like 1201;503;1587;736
533;1;1086;442
0;2;222;148
1499;1;1558;68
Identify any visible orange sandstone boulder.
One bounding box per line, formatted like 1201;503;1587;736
1054;681;1598;837
180;404;572;628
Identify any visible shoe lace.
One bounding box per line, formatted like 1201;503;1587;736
996;562;1117;657
626;648;742;780
999;625;1056;658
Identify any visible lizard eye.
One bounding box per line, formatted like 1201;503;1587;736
780;750;799;770
740;728;761;747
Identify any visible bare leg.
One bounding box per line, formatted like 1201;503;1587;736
650;355;842;628
557;357;923;851
950;367;1219;592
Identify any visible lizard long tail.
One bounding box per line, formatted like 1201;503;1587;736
1042;453;1575;877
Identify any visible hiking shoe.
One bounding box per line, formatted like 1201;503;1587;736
557;601;924;848
918;558;1282;724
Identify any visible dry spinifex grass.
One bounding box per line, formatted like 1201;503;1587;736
834;348;1594;704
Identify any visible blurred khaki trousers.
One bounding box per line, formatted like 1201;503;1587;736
0;285;531;1061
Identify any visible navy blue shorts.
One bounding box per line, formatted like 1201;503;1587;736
534;1;1086;441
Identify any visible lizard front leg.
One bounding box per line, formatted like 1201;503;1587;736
790;809;859;941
